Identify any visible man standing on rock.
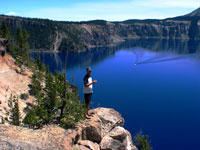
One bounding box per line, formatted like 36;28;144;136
83;67;97;119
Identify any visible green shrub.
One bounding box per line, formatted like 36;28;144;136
134;131;152;150
8;95;21;126
30;71;42;97
20;93;29;100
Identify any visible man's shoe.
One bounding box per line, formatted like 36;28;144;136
88;113;93;116
85;114;91;119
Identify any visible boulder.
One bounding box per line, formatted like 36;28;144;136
125;129;138;150
79;145;91;150
100;126;137;150
78;140;100;150
90;107;125;136
100;136;126;150
72;144;91;150
81;116;102;143
109;126;128;141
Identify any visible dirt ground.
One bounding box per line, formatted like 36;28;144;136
0;54;35;122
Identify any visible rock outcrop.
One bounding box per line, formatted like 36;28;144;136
0;108;137;150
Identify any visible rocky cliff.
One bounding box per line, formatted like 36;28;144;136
0;8;200;51
0;107;137;150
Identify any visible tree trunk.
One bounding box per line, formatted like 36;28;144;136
60;52;68;118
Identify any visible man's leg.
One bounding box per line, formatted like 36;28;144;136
87;93;92;115
86;103;89;116
84;93;92;118
84;94;89;118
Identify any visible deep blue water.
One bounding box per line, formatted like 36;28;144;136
31;39;200;150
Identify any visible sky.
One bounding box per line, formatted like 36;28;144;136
1;0;200;21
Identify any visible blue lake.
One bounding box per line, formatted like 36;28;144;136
31;39;200;150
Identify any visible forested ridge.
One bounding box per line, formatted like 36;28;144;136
1;7;200;52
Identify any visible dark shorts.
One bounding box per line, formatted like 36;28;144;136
84;93;92;105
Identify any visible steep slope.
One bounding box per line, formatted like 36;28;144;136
0;38;35;123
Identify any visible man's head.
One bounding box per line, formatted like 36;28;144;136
86;67;92;75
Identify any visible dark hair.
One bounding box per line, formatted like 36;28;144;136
86;67;92;72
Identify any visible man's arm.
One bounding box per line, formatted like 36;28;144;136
84;80;97;87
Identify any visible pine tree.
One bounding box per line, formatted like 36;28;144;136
60;53;68;118
30;71;42;97
8;95;21;126
134;131;152;150
0;21;14;52
22;29;30;65
44;70;58;122
13;26;30;66
36;55;45;72
16;27;23;49
7;22;15;54
24;59;85;129
12;98;21;126
0;21;30;66
1;20;8;38
22;29;29;49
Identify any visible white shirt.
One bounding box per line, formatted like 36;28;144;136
83;74;93;94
